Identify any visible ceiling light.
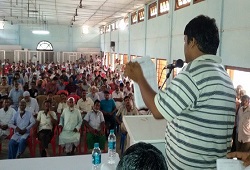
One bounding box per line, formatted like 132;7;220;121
82;26;89;34
32;30;50;35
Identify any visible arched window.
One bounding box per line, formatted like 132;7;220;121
36;40;53;51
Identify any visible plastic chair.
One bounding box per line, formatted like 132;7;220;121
0;128;14;152
27;126;37;157
33;126;58;156
58;126;82;155
120;133;127;155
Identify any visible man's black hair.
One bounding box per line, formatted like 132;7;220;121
184;15;219;55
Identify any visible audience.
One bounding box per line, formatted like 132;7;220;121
236;95;250;152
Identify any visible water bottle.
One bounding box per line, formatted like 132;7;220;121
92;143;101;170
108;129;116;164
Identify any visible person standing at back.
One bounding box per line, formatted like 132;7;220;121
124;15;236;169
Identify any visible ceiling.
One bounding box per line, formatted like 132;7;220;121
0;0;153;28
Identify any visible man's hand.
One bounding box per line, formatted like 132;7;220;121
17;128;27;135
100;129;105;136
124;62;143;83
227;152;250;166
1;125;8;130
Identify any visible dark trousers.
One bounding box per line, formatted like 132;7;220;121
231;126;237;152
104;114;116;134
38;129;53;149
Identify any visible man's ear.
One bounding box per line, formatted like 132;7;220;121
189;37;197;48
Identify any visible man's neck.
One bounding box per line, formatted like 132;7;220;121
4;107;9;112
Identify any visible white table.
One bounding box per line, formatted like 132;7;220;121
0;153;119;170
123;115;167;157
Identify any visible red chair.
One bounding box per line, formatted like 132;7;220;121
0;128;14;152
27;126;38;157
33;126;58;156
58;126;82;155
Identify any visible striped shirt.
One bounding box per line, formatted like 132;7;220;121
155;55;236;169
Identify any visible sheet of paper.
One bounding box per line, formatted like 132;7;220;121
131;57;158;109
217;159;250;170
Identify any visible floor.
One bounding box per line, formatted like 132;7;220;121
0;131;124;160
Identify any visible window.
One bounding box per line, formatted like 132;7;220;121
226;66;250;95
123;54;129;64
0;21;4;30
36;41;53;51
100;26;105;34
194;0;204;4
131;12;138;25
111;23;115;31
106;25;111;33
138;8;145;22
158;0;170;16
148;2;157;20
124;16;129;27
115;20;119;29
157;59;167;89
175;0;191;10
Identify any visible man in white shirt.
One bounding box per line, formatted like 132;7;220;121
36;100;57;157
59;97;82;155
83;100;105;150
8;100;36;159
237;95;250;152
112;85;123;109
76;90;94;118
22;91;39;117
0;98;16;142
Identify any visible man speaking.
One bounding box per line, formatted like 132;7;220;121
124;15;236;169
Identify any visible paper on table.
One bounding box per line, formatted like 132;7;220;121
217;159;250;170
131;57;158;109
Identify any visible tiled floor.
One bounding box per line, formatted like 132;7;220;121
0;132;123;160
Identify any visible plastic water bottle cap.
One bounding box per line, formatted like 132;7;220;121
110;129;114;134
94;143;99;148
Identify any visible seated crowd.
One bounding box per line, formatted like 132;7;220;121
0;57;142;159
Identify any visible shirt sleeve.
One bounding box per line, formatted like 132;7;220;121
26;112;36;131
154;71;199;122
57;103;62;113
100;112;105;122
84;112;90;122
37;111;42;121
51;111;57;120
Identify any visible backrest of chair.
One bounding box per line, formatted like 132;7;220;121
36;95;47;109
53;95;61;104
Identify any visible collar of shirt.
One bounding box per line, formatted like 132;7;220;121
193;54;222;64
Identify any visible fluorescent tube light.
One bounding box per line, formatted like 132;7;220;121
32;30;50;35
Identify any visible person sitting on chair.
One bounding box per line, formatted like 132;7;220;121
8;100;36;159
116;96;138;134
0;98;16;143
116;142;168;170
36;100;57;157
58;97;82;155
83;99;105;150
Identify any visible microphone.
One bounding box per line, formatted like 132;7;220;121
165;59;184;69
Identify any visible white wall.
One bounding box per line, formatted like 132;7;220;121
101;0;250;68
0;23;100;52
